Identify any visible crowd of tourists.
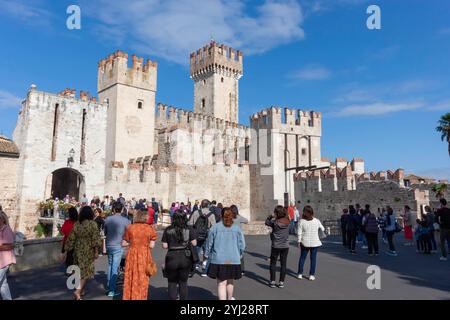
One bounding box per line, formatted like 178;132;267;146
339;199;450;260
1;196;449;301
55;194;326;300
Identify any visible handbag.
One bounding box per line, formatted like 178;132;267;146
146;259;157;277
318;228;327;239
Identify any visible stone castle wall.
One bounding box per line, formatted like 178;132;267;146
12;88;108;237
294;167;430;220
0;156;19;228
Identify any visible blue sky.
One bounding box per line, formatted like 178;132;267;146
0;0;449;178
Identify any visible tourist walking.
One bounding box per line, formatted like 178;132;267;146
64;206;101;300
340;208;349;247
94;208;106;255
346;206;359;254
205;208;246;300
265;205;290;288
230;205;248;274
188;199;216;275
151;198;160;224
297;206;325;281
60;207;79;269
436;198;450;261
162;210;197;300
402;205;414;246
121;210;157;300
363;208;379;256
378;208;388;244
0;211;16;300
104;202;130;297
385;207;398;256
424;206;437;252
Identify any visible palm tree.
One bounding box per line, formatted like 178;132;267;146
436;113;450;156
431;183;448;199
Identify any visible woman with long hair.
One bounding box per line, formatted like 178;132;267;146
122;210;157;300
265;205;290;288
385;206;398;256
297;205;325;281
205;208;246;300
0;210;15;300
64;206;101;300
162;209;197;300
60;207;78;269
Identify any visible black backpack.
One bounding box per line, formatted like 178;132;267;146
194;211;213;241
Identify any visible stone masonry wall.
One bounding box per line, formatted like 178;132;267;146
0;156;19;229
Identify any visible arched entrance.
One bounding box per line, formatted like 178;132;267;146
46;168;85;201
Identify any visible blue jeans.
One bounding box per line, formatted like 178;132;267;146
0;265;12;300
298;245;318;276
107;247;123;293
196;241;206;264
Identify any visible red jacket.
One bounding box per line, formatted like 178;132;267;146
288;206;295;220
147;207;155;225
61;220;75;246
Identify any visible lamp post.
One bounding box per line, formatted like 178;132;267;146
67;148;75;168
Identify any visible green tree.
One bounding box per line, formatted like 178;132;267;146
431;183;448;199
436;112;450;156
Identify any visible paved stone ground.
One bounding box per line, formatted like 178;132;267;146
8;234;450;300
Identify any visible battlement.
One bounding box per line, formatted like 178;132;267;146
250;106;322;131
190;41;243;80
57;88;98;103
97;50;157;93
294;165;405;193
156;103;250;136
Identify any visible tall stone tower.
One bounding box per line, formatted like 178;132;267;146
190;41;243;123
98;51;157;168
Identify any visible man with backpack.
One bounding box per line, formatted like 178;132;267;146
188;199;216;276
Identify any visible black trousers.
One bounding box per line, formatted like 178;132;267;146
366;232;379;254
346;230;357;251
386;231;395;252
269;247;289;282
341;228;347;246
165;250;192;300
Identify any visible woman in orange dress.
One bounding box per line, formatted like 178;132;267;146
122;210;157;300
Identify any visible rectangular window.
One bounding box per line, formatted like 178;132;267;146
51;104;59;161
301;148;307;156
201;98;206;111
80;109;87;164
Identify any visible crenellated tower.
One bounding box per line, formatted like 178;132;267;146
97;50;158;171
190;40;243;123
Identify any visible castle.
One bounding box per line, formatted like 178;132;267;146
0;41;446;237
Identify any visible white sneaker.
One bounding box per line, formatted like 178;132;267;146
297;274;303;279
309;275;316;281
362;246;368;249
230;297;236;300
440;256;448;261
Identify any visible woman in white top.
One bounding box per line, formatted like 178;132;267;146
297;206;325;281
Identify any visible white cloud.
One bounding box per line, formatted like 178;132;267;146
427;99;450;112
290;65;331;80
0;90;21;109
0;0;53;26
332;101;423;117
82;0;305;64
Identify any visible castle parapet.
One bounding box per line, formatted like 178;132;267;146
250;107;321;132
297;167;406;193
98;50;157;93
190;41;243;80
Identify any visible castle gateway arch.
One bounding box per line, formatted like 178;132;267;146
45;168;85;201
